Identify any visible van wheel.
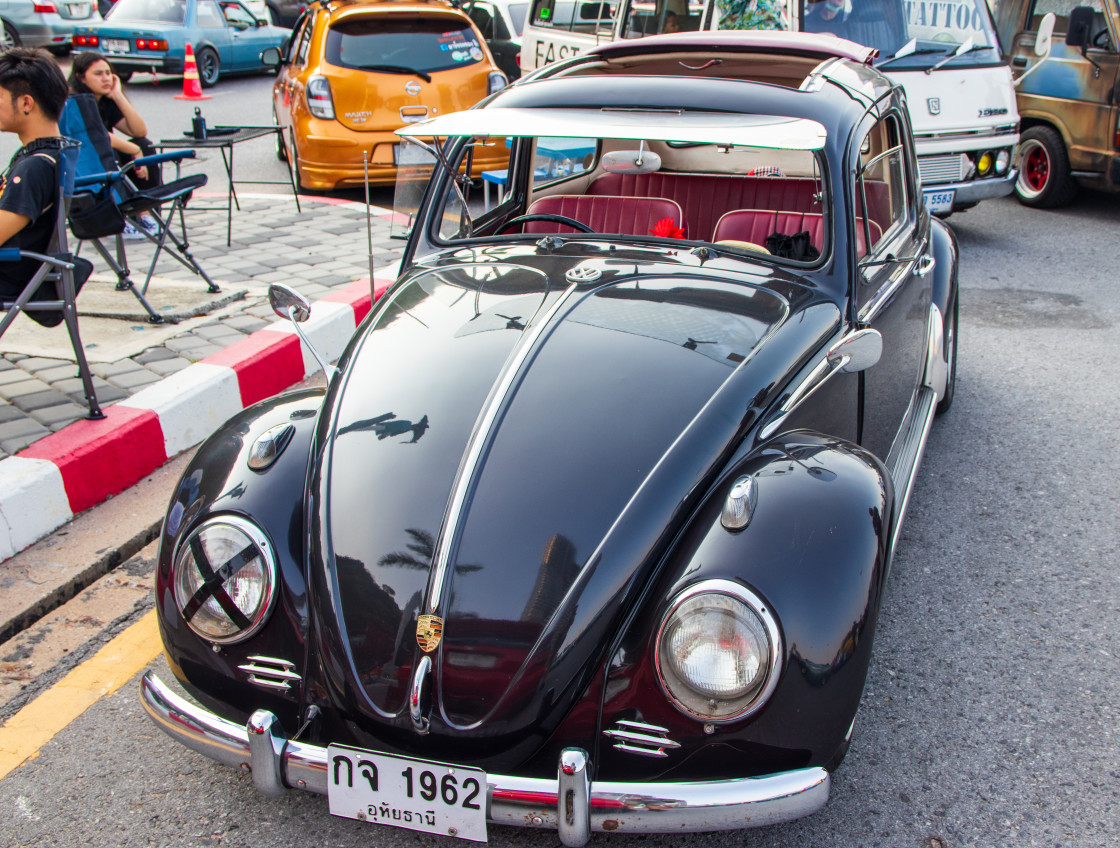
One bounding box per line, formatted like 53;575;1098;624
1016;126;1077;208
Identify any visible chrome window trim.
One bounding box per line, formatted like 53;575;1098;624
858;238;928;325
654;578;783;724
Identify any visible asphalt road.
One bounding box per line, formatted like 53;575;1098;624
1;66;1119;847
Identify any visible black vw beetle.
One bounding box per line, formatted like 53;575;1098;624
141;31;958;845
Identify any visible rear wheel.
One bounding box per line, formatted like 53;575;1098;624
197;47;221;88
116;68;134;83
1016;126;1077;208
0;21;20;50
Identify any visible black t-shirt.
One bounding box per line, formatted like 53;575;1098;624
98;96;125;132
0;139;61;298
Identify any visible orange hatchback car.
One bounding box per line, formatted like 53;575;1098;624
272;0;509;191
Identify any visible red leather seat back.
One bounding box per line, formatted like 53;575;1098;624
588;173;822;241
712;209;882;255
524;195;686;237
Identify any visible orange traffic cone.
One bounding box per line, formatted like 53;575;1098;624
175;43;211;101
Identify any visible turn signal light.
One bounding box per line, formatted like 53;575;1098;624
135;38;168;51
976;151;993;176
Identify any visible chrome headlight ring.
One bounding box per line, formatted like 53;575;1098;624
171;515;278;645
654;579;782;724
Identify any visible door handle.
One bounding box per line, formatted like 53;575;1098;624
1011;56;1028;68
916;254;935;277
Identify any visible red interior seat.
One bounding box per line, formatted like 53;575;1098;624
524;195;686;237
712;209;883;255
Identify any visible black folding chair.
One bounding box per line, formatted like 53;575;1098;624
0;138;103;419
60;94;219;325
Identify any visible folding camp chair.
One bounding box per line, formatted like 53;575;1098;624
59;94;218;325
0;138;104;419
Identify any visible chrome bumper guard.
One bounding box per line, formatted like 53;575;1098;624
927;171;1017;205
141;672;829;845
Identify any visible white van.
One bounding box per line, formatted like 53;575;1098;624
523;0;1019;214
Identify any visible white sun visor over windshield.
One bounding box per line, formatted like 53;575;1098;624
396;107;828;151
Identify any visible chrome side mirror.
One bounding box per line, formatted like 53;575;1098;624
268;284;337;381
269;283;310;322
826;327;882;373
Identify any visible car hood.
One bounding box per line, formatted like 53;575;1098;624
307;255;836;755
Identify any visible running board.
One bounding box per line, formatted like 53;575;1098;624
884;386;937;556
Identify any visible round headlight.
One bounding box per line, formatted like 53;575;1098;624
977;151;993;176
995;149;1011;175
655;579;781;722
172;516;277;644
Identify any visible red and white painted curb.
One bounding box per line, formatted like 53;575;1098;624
0;270;395;562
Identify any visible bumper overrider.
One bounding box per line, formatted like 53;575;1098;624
141;672;830;845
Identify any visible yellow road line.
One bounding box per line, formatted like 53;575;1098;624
0;609;162;781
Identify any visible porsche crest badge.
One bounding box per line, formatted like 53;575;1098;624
416;614;444;652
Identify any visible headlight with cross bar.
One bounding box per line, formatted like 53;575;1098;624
171;515;278;644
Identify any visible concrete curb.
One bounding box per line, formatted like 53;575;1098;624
0;272;394;562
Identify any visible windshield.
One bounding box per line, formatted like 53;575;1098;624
799;0;1003;68
326;18;486;73
395;122;830;264
106;0;186;23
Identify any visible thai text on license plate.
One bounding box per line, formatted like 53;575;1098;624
327;744;488;842
103;39;130;54
923;189;955;214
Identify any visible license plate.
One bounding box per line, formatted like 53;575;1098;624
923;189;955;214
327;744;488;842
67;2;90;14
103;38;130;54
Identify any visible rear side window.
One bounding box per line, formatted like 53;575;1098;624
325;19;487;73
107;0;186;23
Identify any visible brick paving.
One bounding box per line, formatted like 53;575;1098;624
0;194;403;459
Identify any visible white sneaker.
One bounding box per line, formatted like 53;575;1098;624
138;216;160;236
121;222;145;240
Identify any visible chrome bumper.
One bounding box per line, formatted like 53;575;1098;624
924;171;1017;206
141;672;830;845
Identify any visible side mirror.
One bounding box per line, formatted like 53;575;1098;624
1014;12;1055;87
827;327;882;373
1065;6;1093;49
260;46;282;68
269;283;310;321
1035;11;1056;55
269;284;339;381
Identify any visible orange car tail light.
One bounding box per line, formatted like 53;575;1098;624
306;75;335;120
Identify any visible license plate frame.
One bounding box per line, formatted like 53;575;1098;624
327;744;488;843
923;189;955;214
103;38;130;54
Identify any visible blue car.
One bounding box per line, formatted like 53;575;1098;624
72;0;290;86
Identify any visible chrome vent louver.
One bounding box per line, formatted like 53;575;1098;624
238;656;301;691
917;153;966;184
602;720;680;758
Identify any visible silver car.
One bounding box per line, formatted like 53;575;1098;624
0;0;99;53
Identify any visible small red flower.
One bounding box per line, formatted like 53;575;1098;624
650;217;685;239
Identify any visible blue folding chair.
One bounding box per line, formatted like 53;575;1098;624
0;138;103;419
60;94;218;324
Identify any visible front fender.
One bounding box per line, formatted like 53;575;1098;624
596;432;894;782
156;388;324;726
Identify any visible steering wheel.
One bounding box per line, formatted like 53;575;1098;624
497;214;596;234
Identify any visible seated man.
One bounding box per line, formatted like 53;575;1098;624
0;47;90;328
